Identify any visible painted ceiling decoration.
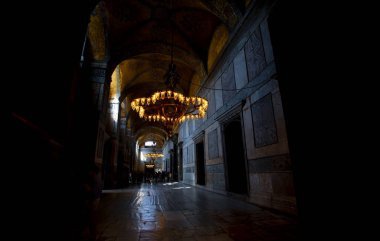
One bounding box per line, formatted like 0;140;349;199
88;0;248;147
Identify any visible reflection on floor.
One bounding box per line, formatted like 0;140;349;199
95;182;299;241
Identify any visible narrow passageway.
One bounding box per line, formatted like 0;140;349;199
95;183;299;241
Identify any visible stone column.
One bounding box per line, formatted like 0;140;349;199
125;128;135;172
90;62;110;168
117;116;127;187
108;100;119;152
178;141;183;181
171;134;179;181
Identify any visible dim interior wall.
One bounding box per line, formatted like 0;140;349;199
204;122;226;193
243;79;296;215
163;141;173;172
182;142;195;185
178;4;296;215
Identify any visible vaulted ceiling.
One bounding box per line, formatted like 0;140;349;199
87;0;252;147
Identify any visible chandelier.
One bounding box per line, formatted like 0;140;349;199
144;152;163;169
130;7;208;128
144;153;164;159
130;85;208;124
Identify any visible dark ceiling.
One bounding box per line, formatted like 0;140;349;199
87;0;251;147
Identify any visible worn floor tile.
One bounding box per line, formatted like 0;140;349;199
95;183;299;241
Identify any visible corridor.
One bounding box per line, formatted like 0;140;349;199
6;1;307;240
95;182;299;241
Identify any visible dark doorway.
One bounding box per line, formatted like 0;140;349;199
224;119;248;194
178;143;183;181
196;142;206;185
169;150;174;180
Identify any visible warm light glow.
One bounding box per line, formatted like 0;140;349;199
131;90;208;124
144;153;164;158
130;24;209;131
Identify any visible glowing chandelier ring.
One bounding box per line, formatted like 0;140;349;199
131;90;208;124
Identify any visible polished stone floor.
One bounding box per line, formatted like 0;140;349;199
95;182;299;241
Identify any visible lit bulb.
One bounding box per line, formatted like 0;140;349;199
152;94;156;104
